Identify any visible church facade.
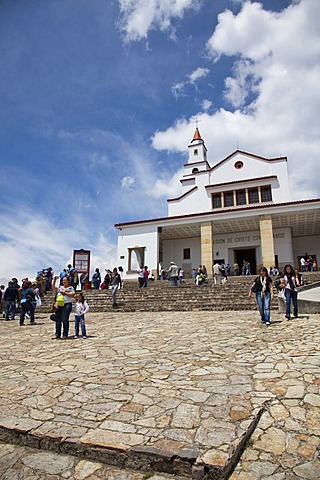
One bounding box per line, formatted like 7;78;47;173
115;129;320;278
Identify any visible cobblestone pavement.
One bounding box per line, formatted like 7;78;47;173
0;310;319;479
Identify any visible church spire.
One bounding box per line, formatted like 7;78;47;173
191;127;203;143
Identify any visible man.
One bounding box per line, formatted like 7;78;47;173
213;262;222;284
3;281;19;321
137;265;144;288
167;261;179;287
0;285;5;317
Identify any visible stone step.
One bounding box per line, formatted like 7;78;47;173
37;272;320;313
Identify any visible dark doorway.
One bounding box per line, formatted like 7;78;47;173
235;249;257;275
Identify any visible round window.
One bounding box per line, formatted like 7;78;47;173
234;161;244;170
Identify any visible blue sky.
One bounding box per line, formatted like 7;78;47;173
0;0;319;283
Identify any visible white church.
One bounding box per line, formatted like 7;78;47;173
115;128;320;278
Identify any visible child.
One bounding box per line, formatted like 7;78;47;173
74;293;89;339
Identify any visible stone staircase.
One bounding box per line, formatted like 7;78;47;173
37;272;320;313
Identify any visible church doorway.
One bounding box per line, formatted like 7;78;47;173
234;248;257;275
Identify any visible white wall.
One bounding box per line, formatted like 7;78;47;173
169;152;291;217
162;237;201;274
273;227;294;268
117;224;158;279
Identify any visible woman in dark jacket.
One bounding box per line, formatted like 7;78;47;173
20;281;36;326
249;266;274;325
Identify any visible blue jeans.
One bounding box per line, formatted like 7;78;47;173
5;301;16;320
285;289;298;317
170;276;178;287
255;292;271;323
55;302;72;338
75;315;86;337
111;285;119;305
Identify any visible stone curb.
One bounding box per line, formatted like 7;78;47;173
0;403;269;480
0;425;205;478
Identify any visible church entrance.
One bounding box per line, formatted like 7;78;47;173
234;248;257;275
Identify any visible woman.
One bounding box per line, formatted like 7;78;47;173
249;267;274;325
283;264;300;320
53;276;75;339
92;268;101;290
20;281;36;326
110;267;122;308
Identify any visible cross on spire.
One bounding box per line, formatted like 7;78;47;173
192;115;202;129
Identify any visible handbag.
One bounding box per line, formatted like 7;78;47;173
251;281;258;293
50;312;58;321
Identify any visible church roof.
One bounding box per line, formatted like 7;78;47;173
209;150;287;172
191;127;203;142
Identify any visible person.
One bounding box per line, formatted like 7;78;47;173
80;272;88;290
143;266;149;288
20;281;36;326
233;262;239;276
242;261;246;275
104;269;111;289
53;276;75;339
178;268;184;285
92;268;101;289
213;262;222;284
312;259;317;271
160;268;166;281
196;271;205;286
220;263;227;284
282;264;300;320
45;267;53;292
26;282;41;319
34;284;42;308
191;269;196;281
300;256;305;272
137;265;144;288
226;263;231;277
110;267;122;307
167;261;179;287
249;267;274;325
3;281;19;321
59;269;68;286
69;267;75;287
73;270;79;290
74;293;89;339
0;285;5;318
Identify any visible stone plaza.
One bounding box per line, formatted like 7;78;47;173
0;309;319;479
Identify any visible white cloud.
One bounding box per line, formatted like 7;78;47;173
0;209;117;285
171;67;210;98
202;99;212;111
117;0;201;42
172;81;185;98
121;175;135;188
152;0;320;199
188;67;210;84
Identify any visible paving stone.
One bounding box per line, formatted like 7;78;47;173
293;462;320;479
0;310;319;479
